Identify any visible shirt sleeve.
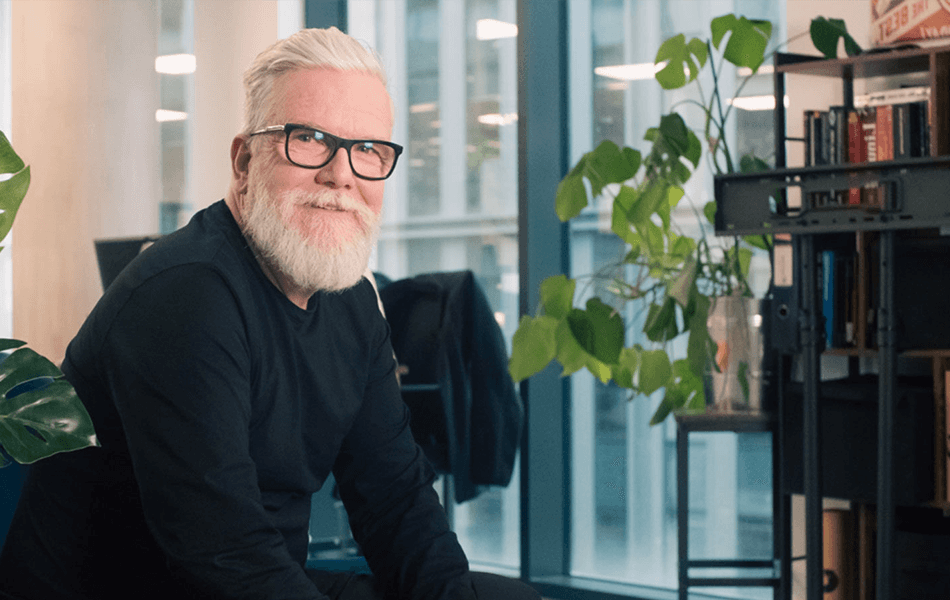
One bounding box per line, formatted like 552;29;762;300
332;316;477;600
101;264;326;600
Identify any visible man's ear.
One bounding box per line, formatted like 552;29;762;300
231;135;252;195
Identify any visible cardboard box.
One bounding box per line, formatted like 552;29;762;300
872;0;950;47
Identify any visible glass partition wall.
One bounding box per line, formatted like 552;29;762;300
568;0;782;595
352;0;785;594
349;0;522;572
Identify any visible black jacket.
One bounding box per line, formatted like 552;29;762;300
379;271;523;504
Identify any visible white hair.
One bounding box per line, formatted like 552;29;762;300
242;27;389;135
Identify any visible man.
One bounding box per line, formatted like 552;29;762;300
0;28;540;600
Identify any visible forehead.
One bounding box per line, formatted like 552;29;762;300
270;68;393;140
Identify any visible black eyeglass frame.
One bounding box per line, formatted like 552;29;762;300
248;123;404;181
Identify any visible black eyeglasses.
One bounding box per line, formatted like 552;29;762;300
249;123;404;181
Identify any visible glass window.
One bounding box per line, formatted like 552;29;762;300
568;0;784;595
352;0;520;571
156;0;194;233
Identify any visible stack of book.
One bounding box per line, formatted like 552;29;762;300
803;86;930;211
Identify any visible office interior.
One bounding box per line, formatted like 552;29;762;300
0;1;916;599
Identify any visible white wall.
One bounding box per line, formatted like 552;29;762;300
11;0;161;362
191;0;287;216
10;0;292;362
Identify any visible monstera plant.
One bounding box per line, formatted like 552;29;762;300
0;131;98;467
508;15;861;425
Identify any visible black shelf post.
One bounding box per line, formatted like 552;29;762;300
799;234;824;600
877;229;897;600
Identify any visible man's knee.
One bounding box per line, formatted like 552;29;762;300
470;572;542;600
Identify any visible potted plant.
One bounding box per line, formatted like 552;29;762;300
0;131;98;468
507;15;861;425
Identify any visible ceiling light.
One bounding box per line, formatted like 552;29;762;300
476;18;517;40
728;95;789;111
477;112;518;126
410;102;438;114
595;62;665;81
155;109;188;122
155;54;196;75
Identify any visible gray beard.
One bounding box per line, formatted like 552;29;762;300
242;179;381;294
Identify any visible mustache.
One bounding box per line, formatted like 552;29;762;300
284;189;376;223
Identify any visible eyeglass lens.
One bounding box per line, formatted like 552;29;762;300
287;128;397;179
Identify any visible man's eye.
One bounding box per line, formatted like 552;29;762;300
292;130;325;144
356;143;381;156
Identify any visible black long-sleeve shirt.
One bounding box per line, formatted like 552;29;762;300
0;200;474;600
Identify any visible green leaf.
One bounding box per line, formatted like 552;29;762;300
644;297;679;342
639;349;672;395
0;339;26;353
810;16;862;59
611;186;641;245
684;129;702;168
737;360;750;402
0;163;30;245
703;200;717;227
743;234;771;251
554;319;593;377
0;347;64;399
655;34;708;90
739;153;769;174
566;298;624;365
509;315;559;381
0;377;99;465
668;255;698;307
657;113;691;159
685;294;713;377
556;141;641;222
711;14;772;72
0;131;25;175
555;172;589;222
540;275;576;319
612;347;640;389
649;394;677;426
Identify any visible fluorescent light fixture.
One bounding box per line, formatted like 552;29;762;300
155;54;196;75
737;64;774;77
155;109;188;122
476;18;517;41
477;112;518;126
595;62;665;81
728;95;789;111
410;102;438;114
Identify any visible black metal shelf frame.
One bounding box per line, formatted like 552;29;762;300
711;46;950;600
675;413;786;600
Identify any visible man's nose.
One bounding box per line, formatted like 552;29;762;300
315;146;356;189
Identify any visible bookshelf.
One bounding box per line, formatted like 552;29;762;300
714;44;950;600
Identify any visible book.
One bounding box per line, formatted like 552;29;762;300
945;370;950;505
855;503;875;600
847;110;866;206
859;109;883;209
876;104;894;162
855;85;930;108
893;102;910;159
823;508;855;600
822;250;836;348
828;106;848;205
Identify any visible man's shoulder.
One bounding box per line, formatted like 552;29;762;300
119;202;250;289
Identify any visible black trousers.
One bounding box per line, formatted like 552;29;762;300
306;569;542;600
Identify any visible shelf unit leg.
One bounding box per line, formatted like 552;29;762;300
800;234;824;600
876;230;897;600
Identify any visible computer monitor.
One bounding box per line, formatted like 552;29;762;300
94;235;161;292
